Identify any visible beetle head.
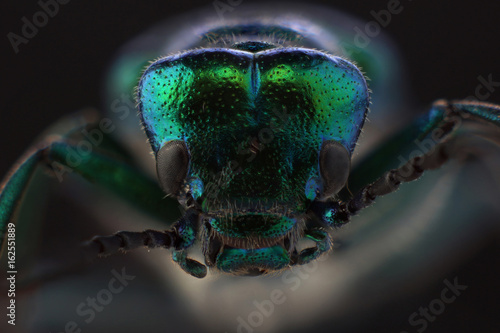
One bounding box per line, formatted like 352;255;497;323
138;44;369;274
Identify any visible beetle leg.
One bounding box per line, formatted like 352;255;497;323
293;228;331;265
347;99;500;195
341;99;500;219
0;135;180;252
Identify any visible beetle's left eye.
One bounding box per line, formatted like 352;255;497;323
318;140;351;200
156;140;190;197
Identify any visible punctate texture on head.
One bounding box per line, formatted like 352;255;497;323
139;47;368;208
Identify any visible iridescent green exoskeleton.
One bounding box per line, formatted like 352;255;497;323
1;5;500;279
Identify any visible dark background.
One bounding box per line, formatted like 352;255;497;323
1;0;500;332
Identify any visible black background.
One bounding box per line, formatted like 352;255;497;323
1;0;500;332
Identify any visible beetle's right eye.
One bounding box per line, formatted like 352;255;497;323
156;140;190;197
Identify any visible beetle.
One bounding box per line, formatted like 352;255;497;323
1;2;500;282
0;3;500;332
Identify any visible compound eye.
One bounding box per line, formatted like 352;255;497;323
156;140;190;197
318;140;351;200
